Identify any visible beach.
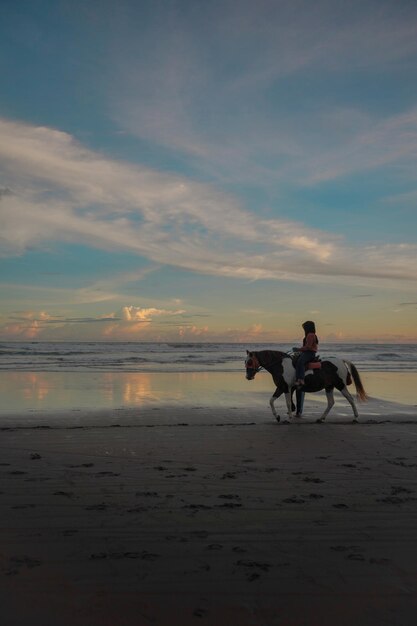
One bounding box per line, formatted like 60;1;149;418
1;369;417;626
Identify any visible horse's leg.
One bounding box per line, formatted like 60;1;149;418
284;392;294;421
340;386;359;422
270;388;282;423
317;388;334;423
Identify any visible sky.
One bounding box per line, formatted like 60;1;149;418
0;0;416;343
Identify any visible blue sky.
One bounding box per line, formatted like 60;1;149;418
1;0;417;342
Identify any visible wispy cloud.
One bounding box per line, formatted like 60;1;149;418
1;118;416;287
106;1;417;186
0;304;188;340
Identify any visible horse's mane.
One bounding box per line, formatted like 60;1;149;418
255;350;290;367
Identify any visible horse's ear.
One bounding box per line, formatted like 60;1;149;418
246;350;250;355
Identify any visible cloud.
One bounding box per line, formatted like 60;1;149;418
105;1;417;186
1;310;52;339
0;304;187;340
122;305;185;322
10;315;120;323
1;118;417;287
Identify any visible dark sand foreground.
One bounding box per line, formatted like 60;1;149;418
1;400;417;626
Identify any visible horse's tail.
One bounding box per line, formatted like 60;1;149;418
346;361;368;402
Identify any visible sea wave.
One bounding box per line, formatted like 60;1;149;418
0;342;416;373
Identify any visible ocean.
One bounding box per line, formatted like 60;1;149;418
0;341;416;372
1;342;416;415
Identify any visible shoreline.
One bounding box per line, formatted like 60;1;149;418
1;371;416;420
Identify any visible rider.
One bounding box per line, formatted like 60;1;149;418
295;320;319;387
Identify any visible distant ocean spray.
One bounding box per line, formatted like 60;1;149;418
1;342;416;373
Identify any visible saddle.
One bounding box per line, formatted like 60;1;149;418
306;359;321;370
292;353;322;371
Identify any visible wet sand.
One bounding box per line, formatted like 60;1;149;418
1;399;417;625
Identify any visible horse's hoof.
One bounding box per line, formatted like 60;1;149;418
282;419;290;424
275;416;280;423
352;419;358;424
316;418;324;424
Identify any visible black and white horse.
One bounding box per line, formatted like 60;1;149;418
245;350;367;423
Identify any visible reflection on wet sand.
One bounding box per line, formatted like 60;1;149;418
21;372;51;402
0;370;416;415
362;372;417;406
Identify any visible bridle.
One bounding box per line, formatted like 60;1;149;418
245;353;261;379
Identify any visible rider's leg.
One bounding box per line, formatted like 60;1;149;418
295;352;314;384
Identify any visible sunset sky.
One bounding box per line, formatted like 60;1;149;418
1;0;416;343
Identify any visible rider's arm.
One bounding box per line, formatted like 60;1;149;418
301;333;317;352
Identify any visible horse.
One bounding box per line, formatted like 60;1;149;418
245;350;367;423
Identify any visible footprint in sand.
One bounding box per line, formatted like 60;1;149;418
236;559;272;581
218;494;241;500
11;504;36;509
90;551;159;561
193;608;208;618
216;503;242;508
68;463;94;468
330;545;358;552
95;471;120;476
221;472;236;479
183;504;212;510
206;544;223;550
53;491;74;498
391;486;413;495
85;503;108;510
165;535;188;543
127;506;147;513
346;553;365;561
11;556;42;569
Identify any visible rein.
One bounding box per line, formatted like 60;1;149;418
251;353;261;372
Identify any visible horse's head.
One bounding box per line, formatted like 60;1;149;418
245;350;261;380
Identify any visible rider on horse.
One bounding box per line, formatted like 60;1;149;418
295;320;319;387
